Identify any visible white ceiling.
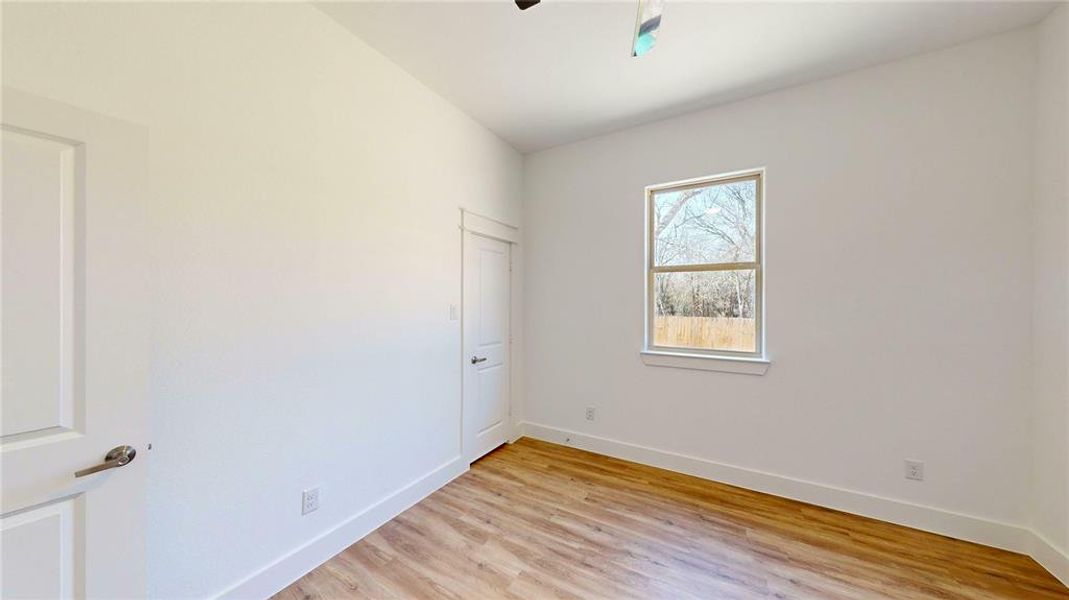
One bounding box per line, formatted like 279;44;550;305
318;1;1056;152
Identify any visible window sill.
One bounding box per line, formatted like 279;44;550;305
639;350;770;375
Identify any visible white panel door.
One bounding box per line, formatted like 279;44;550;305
462;232;510;463
1;88;150;599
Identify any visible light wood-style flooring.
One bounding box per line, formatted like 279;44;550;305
275;438;1069;599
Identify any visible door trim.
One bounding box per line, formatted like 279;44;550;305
460;208;519;244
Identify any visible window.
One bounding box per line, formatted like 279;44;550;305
646;170;763;359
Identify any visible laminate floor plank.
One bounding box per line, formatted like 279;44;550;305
275;439;1069;600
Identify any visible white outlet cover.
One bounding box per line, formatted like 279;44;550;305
302;487;320;515
905;460;924;481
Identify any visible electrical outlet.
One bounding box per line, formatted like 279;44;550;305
585;406;596;421
302;487;320;515
905;460;924;481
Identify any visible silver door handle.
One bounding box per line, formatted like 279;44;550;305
75;445;136;478
471;356;487;364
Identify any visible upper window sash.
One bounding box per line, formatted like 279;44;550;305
649;173;760;270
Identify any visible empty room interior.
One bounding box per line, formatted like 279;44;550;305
2;0;1069;598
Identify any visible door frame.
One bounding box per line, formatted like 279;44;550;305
459;209;519;464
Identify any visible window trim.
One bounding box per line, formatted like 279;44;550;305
644;169;765;361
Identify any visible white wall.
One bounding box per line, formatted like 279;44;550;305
1;3;521;598
523;29;1037;532
1031;4;1069;574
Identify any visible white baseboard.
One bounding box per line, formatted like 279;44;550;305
1030;530;1069;587
520;422;1031;554
215;456;468;600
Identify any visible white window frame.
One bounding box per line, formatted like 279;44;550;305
644;169;766;365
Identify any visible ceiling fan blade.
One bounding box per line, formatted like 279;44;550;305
515;0;540;10
632;0;664;57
